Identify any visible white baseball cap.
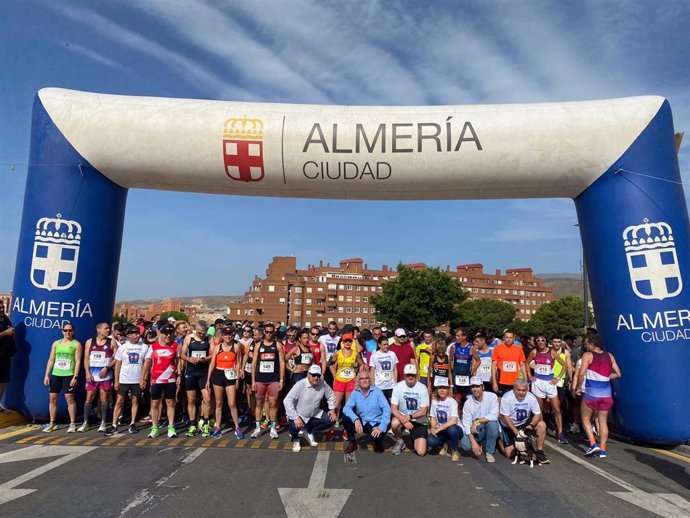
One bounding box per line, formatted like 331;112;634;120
308;364;322;375
403;364;417;376
470;376;483;386
395;328;407;337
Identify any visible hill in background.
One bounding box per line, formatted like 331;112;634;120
538;273;587;299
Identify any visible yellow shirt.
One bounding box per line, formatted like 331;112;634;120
415;343;433;377
335;349;358;382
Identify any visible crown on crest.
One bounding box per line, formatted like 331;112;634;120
35;214;82;245
623;218;673;252
223;116;264;140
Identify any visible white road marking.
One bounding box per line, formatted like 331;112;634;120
181;447;206;465
0;445;95;505
545;444;690;517
278;451;352;518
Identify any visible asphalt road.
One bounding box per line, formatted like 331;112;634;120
0;425;687;517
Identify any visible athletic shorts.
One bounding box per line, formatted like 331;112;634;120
453;385;472;397
117;383;142;397
333;378;356;393
85;379;113;392
49;375;76;394
243;370;253;387
291;371;308;385
531;378;558;399
583;394;613;412
382;388;393;402
409;422;428;441
211;369;237;388
185;370;208;392
483;382;494;393
496;384;513;397
255;381;280;399
0;359;10;384
150;382;176;400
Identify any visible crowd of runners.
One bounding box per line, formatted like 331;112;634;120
38;316;621;463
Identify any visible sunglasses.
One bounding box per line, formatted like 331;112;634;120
309;373;322;378
63;329;74;332
310;332;319;336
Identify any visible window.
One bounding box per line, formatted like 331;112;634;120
279;297;286;304
346;285;353;291
306;299;312;304
328;283;337;289
337;318;344;324
317;287;323;292
356;285;361;291
370;318;377;324
346;296;352;302
339;295;344;302
363;296;368;302
307;287;313;293
363;307;368;313
293;310;301;317
346;307;352;313
355;307;360;313
305;310;312;316
355;296;360;302
246;309;254;315
339;284;345;289
338;306;344;312
346;318;352;324
295;298;302;304
268;285;275;292
363;286;368;292
295;287;303;293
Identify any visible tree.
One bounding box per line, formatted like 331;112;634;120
161;310;189;322
112;314;127;324
451;298;516;336
370;264;467;330
524;296;593;338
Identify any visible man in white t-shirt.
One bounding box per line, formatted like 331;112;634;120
318;322;340;365
499;378;549;464
460;376;499;463
106;325;149;436
427;378;461;461
369;335;399;401
390;364;429;456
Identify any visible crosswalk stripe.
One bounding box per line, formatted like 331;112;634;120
218;439;230;448
250;440;263;449
49;436;70;445
0;425;40;441
84;437;101;446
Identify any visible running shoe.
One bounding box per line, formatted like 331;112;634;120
98;422;108;433
598;450;607;459
325;429;335;441
201;423;211;438
140;415;153;423
569;422;580;433
250;428;262;439
235;429;245;440
342;430;349;441
392;439;406;456
438;444;449;457
451;451;460;462
167;425;177;438
345;441;358;454
148;425;160;438
585;443;601;456
292;440;301;452
186;425;197;437
128;423;138;434
486;453;496;463
105;426;119;437
536;450;550;464
77;422;89;433
557;433;569;444
210;427;222;438
67;423;77;433
306;433;318;447
269;428;279;439
42;422;58;433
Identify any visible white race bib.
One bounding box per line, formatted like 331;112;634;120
259;361;274;373
191;350;205;359
455;375;470;386
300;353;313;365
340;368;354;380
433;375;449;387
479;363;491;374
55;358;72;371
224;369;237;380
503;361;517;373
379;371;392;381
245;361;253;373
535;364;551;376
90;351;107;367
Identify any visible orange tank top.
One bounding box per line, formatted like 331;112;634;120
216;345;237;370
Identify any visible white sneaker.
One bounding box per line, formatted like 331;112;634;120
98;422;108;433
270;428;279;440
292;440;301;452
250;428;261;439
306;433;318;447
77;422;88;433
67;423;77;433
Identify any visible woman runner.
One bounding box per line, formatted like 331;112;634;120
206;328;244;438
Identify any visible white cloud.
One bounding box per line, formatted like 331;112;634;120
66;43;122;69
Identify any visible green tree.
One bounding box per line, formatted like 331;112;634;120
112;314;127;324
451;298;516;336
370;264;467;330
525;296;593;338
161;310;189;322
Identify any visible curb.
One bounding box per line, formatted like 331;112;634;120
0;411;28;429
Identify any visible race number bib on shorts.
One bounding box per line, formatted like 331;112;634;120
503;361;517;372
55;358;72;371
259;361;274;373
340;368;354;380
535;364;551;376
191;350;205;359
90;351;107;367
455;375;470;386
224;369;237;380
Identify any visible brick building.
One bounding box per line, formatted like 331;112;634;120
114;298;198;322
228;257;553;328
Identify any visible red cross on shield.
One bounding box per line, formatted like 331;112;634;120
223;139;265;182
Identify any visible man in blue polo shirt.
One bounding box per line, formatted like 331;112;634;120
342;368;391;453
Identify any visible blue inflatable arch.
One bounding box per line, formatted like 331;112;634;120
9;88;690;444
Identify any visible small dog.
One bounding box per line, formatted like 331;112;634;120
512;427;538;467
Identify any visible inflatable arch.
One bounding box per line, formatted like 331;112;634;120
8;88;690;444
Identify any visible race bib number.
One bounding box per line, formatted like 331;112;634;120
503;361;517;372
340;368;354;380
436;410;448;424
245;362;252;373
259;361;274;373
300;353;313;365
433;375;449;387
90;351;107;367
55;358;72;371
378;371;392;381
191;350;205;359
535;364;551;376
455;375;470;386
479;363;491;375
224;369;237;380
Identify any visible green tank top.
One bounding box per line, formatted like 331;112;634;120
553;351;567;387
52;339;78;376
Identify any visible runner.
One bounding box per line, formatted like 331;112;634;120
415;330;434;387
106;325;148;435
390;328;417;382
368;334;399;402
491;331;528;397
206;327;243;438
180;321;212;437
329;332;364;436
499;379;549;464
577;335;622;458
308;326;327;374
474;333;494;392
78;322;118;432
527;335;568;444
42;323;82;432
238;325;255;422
390;364;429;456
448;328;481;407
427;378;461;461
551;336;574;434
318;321;340;384
427;339;451;393
284;329;313;385
250;323;286;439
143;323;179;438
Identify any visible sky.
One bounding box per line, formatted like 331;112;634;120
1;0;689;300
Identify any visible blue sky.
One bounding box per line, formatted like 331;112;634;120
1;1;689;300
